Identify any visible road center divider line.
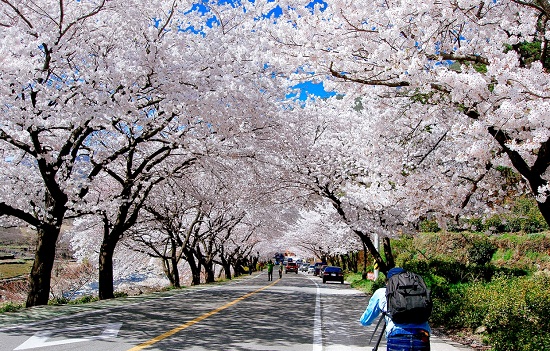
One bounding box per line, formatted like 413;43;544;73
127;279;280;351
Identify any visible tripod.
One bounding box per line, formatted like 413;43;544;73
369;314;386;351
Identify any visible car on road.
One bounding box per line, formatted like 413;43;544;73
307;265;315;274
322;266;344;284
300;262;309;272
285;262;298;273
313;262;326;276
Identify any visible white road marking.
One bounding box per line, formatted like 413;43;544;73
14;322;122;350
312;280;322;351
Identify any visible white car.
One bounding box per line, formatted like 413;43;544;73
307;265;315;274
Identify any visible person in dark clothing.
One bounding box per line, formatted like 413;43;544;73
360;267;431;351
266;260;274;281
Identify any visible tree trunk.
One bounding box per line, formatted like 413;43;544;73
220;257;232;280
362;242;368;279
224;265;232;279
488;128;550;226
204;261;215;283
383;237;395;270
355;230;389;274
184;251;201;286
166;241;181;288
25;224;60;307
162;258;176;287
171;257;181;288
98;238;116;300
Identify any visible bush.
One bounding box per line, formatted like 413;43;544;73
468;239;497;266
483;274;550;351
114;291;128;298
466;217;484;232
484;215;508;233
430;273;550;351
69;295;99;304
48;296;70;305
0;302;23;313
354;277;385;294
419;220;440;233
508;197;549;233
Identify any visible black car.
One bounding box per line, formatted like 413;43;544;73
322;266;344;284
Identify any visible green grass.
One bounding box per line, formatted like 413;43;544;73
493;249;514;261
0;302;24;313
345;272;381;294
0;261;33;279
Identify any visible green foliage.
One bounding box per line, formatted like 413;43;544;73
48;296;70;305
483;215;508;233
495;165;522;185
449;197;549;234
467;238;497;266
410;90;435;104
483;274;550;351
114;291;128;298
419;219;440;233
473;63;487;73
69;295;99;304
504;40;550;68
49;294;101;305
466;217;484;232
347;272;385;294
0;302;24;313
506;196;549;233
392;228;550;351
428;273;550;351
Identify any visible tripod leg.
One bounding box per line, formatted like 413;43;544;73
369;315;385;344
372;321;386;351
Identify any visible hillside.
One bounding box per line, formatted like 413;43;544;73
392;230;550;271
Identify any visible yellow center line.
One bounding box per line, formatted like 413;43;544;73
127;278;280;351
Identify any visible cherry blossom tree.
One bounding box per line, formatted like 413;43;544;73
282;202;362;268
263;0;550;227
0;0;133;306
124;179;203;288
1;0;292;305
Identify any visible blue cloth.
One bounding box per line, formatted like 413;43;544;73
387;333;430;351
387;267;406;279
359;287;431;338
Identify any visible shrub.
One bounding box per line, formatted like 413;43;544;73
508;197;549;233
114;291;128;298
349;274;385;294
48;296;70;305
419;220;440;233
69;295;99;304
484;215;508;233
466;217;484;232
0;302;24;313
483;274;550;351
467;239;497;266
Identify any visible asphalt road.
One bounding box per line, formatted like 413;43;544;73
0;271;378;351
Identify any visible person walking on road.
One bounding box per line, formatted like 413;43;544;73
278;264;283;279
360;267;431;351
266;260;274;281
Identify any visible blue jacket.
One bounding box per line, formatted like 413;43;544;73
360;287;431;337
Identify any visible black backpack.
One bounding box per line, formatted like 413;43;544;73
385;271;433;324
